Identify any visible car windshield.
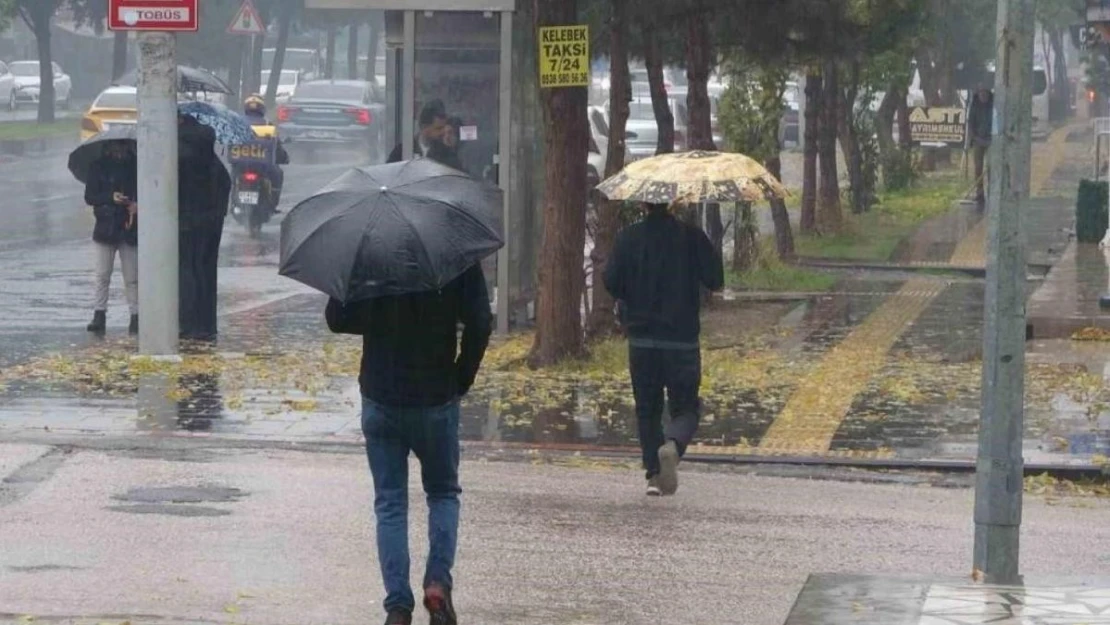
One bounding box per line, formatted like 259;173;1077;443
95;92;137;109
10;62;38;77
294;83;363;101
628;102;656;120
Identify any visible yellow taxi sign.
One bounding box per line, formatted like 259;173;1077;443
538;25;589;88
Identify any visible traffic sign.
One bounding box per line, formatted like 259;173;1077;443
108;0;198;32
538;25;589;89
228;0;265;36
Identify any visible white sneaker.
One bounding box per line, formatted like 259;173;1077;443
646;477;662;496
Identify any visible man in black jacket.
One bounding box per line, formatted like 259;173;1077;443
84;140;138;334
603;203;724;496
178;114;231;341
968;85;994;205
326;263;492;625
387;99;448;164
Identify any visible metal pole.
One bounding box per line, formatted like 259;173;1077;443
401;10;415;161
496;11;512;334
136;32;180;356
973;0;1034;585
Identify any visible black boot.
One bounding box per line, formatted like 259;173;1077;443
129;314;139;335
86;311;106;333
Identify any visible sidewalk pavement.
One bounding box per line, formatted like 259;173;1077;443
0;124;1106;470
3;442;1110;625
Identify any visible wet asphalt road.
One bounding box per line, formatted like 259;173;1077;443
0;150;359;365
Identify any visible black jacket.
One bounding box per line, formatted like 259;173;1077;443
178;120;230;230
603;210;724;346
84;156;138;246
968;93;994;145
325;264;493;408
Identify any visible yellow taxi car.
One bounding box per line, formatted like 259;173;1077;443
80;86;138;141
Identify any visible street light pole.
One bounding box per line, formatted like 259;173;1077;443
136;32;180;355
973;0;1035;584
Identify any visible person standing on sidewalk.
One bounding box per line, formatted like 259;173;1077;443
83;140;138;335
603;202;724;496
968;85;994;205
325;262;492;625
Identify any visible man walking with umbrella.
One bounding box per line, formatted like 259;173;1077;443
280;159;503;625
603;202;723;496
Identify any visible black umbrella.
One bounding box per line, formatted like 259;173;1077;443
67;124;137;184
68;123;232;185
279;158;504;303
116;66;232;95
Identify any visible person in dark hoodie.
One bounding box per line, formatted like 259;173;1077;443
387;99;448;164
325;262;492;625
426;116;464;172
83;140;139;335
968;85;994;205
177;114;231;341
603;202;724;497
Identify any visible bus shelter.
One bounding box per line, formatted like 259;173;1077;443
306;0;520;333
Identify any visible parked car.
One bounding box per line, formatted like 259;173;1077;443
260;69;299;103
0;62;14;111
9;60;72;109
276;79;385;157
781;81;800;145
80;86;138;141
619;97;689;160
585;106;632;188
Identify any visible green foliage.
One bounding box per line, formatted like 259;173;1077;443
716;55;789;160
727;240;838;292
796;172;963;261
1076;180;1109;244
0;0;16;32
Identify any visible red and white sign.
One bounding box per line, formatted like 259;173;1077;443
227;0;265;36
108;0;198;32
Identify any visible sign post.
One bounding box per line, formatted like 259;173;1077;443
109;0;198;356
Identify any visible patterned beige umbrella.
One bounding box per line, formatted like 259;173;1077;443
595;150;789;205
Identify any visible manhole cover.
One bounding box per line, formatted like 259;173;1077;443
113;485;246;504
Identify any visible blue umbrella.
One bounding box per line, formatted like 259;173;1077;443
178;101;256;145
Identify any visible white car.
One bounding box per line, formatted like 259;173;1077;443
260;69;299;103
0;62;15;111
9;60;72;109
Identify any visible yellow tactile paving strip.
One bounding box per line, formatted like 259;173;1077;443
753;126;1077;456
756;278;947;452
948;125;1073;268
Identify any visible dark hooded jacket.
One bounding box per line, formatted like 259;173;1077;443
968;91;994;146
178;117;231;230
84;153;138;247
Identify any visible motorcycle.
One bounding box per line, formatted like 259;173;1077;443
227;127;288;238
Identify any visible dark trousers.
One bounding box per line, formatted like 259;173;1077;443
973;144;989;201
629;345;701;479
179;217;224;340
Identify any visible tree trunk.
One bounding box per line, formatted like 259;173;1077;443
33;22;54;123
324;27;337;79
766;154;795;259
264;5;293;110
586;0;629;341
817;60;842;233
643;29;674;154
528;0;590;367
876;87;897;179
732;202;758;272
366;12;382;82
347;24;359;80
838;61;864;214
1049;28;1069;121
801;71;821;234
896;85;912;151
112;31;129;81
684;9;722;263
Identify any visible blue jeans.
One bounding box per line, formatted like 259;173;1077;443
361;397;462;614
